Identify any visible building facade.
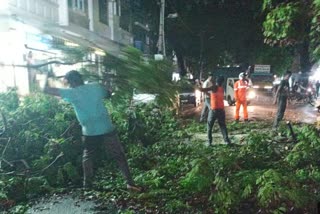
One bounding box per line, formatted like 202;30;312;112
0;0;133;95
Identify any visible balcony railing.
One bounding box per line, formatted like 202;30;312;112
9;0;59;23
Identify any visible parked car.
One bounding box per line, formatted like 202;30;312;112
132;89;157;105
178;80;202;107
133;93;157;104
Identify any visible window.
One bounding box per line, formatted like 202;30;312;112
68;0;85;12
99;0;108;25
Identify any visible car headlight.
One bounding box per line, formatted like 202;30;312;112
247;91;256;99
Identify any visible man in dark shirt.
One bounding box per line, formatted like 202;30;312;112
273;71;292;129
200;76;231;146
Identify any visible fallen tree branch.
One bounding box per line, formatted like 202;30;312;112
0;137;12;169
40;152;64;174
0;152;64;176
60;121;76;137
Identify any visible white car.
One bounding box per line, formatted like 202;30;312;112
132;88;157;104
225;77;255;106
132;93;157;104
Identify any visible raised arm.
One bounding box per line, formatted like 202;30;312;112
40;75;61;97
273;81;283;104
198;84;218;93
44;86;61;97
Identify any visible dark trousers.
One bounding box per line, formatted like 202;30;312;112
200;98;211;122
273;97;287;128
207;109;230;144
82;130;134;187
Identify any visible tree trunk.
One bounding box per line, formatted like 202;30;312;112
299;41;312;73
176;53;186;77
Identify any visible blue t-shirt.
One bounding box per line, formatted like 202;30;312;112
59;83;114;136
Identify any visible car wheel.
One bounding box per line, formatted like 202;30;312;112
227;96;233;106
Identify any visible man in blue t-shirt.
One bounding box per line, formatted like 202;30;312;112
44;70;140;191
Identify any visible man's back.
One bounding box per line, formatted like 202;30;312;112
210;86;224;110
59;83;114;136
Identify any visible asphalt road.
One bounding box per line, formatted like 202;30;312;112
26;193;96;214
182;97;319;125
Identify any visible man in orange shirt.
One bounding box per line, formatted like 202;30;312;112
200;76;231;146
234;72;249;122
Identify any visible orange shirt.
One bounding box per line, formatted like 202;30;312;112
210;87;224;110
234;80;249;101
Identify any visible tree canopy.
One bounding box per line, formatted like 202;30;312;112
126;0;299;77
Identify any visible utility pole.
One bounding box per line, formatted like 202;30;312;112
158;0;165;57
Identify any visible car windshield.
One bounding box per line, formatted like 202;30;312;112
251;74;273;85
181;85;194;93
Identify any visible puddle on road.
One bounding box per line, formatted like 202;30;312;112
26;192;97;214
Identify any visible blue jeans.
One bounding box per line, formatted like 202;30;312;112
207;109;230;144
200;98;211;122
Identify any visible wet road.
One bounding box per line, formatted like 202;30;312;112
182;98;319;125
26;193;97;214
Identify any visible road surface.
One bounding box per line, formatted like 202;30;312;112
26;191;97;214
182;98;319;125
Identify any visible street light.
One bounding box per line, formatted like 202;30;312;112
134;22;150;32
167;13;178;19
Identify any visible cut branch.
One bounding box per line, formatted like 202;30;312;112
40;152;64;174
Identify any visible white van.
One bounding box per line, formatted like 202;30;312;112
224;77;255;106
